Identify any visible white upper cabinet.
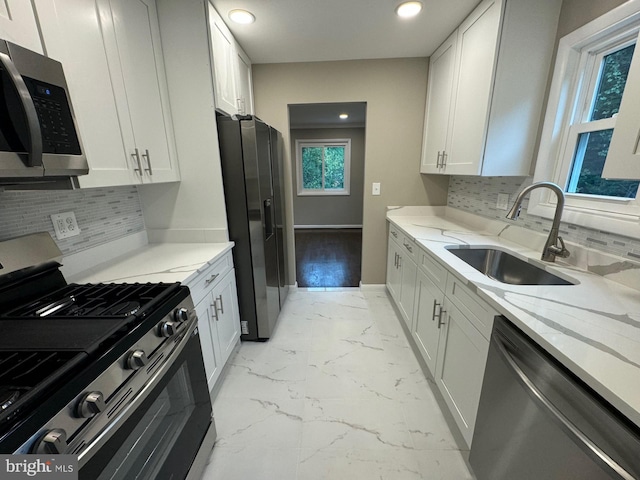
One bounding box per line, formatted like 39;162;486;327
34;0;180;187
0;1;43;53
421;31;457;174
420;0;561;176
104;0;179;184
603;30;640;180
208;3;254;116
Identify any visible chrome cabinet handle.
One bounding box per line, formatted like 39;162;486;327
215;294;224;315
204;273;219;286
431;300;441;322
437;309;446;328
436;151;442;168
141;149;152;175
442;151;448;168
210;301;219;322
403;242;413;253
131;148;142;175
391;230;398;238
0;52;42;168
493;334;636;480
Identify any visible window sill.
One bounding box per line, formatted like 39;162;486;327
297;190;350;197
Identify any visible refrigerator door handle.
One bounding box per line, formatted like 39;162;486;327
264;198;274;240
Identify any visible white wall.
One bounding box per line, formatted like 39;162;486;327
253;58;449;284
137;0;228;244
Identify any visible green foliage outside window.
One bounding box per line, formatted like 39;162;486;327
301;145;345;191
569;43;640;198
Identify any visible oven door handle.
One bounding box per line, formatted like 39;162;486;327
0;52;43;168
493;334;635;480
76;318;199;467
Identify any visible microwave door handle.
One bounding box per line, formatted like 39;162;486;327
0;52;42;167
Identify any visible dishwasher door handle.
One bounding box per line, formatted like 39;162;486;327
493;334;636;480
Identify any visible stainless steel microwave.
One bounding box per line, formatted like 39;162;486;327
0;39;88;189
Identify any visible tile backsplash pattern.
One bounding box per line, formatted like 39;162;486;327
0;186;145;255
448;176;640;260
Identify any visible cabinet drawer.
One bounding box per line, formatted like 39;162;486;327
445;274;497;340
389;225;401;243
418;247;448;290
186;251;233;305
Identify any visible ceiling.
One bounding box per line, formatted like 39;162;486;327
289;102;367;129
209;0;480;64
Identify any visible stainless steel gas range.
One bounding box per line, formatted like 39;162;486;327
0;233;215;479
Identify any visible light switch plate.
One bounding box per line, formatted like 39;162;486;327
51;211;81;239
372;182;381;196
496;193;510;210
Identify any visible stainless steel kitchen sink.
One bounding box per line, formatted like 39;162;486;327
445;247;575;286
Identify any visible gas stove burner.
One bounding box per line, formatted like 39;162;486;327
0;387;25;412
103;301;141;317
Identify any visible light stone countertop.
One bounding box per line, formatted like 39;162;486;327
387;207;640;428
68;242;234;285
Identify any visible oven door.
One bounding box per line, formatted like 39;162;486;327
78;327;213;480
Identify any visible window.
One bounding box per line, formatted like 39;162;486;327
530;3;640;237
296;139;351;196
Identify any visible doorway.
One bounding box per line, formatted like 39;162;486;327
288;102;366;288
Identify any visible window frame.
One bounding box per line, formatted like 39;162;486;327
530;2;640;238
295;138;351;196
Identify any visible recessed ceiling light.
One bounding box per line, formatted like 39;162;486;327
229;9;255;24
395;1;423;18
339;113;349;119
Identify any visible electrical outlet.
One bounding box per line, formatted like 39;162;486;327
51;211;81;240
496;193;510;210
372;182;381;196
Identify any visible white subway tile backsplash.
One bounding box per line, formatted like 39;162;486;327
0;186;145;255
448;176;640;259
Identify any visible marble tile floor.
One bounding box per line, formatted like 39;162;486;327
201;288;474;479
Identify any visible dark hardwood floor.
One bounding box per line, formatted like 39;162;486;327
295;228;362;288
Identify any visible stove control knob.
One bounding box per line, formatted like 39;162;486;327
126;350;148;370
173;307;190;323
76;391;106;418
158;321;178;337
33;428;68;454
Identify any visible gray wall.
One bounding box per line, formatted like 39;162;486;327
252;58;449;285
290;127;365;227
447;0;636;257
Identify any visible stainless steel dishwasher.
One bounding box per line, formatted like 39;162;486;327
469;316;640;480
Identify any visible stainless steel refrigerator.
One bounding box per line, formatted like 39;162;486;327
217;114;288;340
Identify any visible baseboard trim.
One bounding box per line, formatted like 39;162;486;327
359;283;386;291
294;224;363;229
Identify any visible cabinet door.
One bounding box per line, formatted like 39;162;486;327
420;31;457;174
109;0;179;183
386;237;402;302
435;299;490;447
236;46;253;115
445;0;501;175
211;270;240;366
412;270;445;375
35;0;135;188
603;30;640;180
0;1;42;53
208;3;238;116
194;294;222;390
398;255;417;331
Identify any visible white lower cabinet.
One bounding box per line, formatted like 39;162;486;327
387;222;497;448
386;227;417;332
435;298;490;447
188;253;240;392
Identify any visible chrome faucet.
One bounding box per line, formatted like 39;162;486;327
506;181;570;262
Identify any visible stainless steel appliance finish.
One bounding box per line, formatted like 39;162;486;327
270;127;290;308
0;39;87;188
470;316;640;480
217;114;289;340
0;233;214;479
